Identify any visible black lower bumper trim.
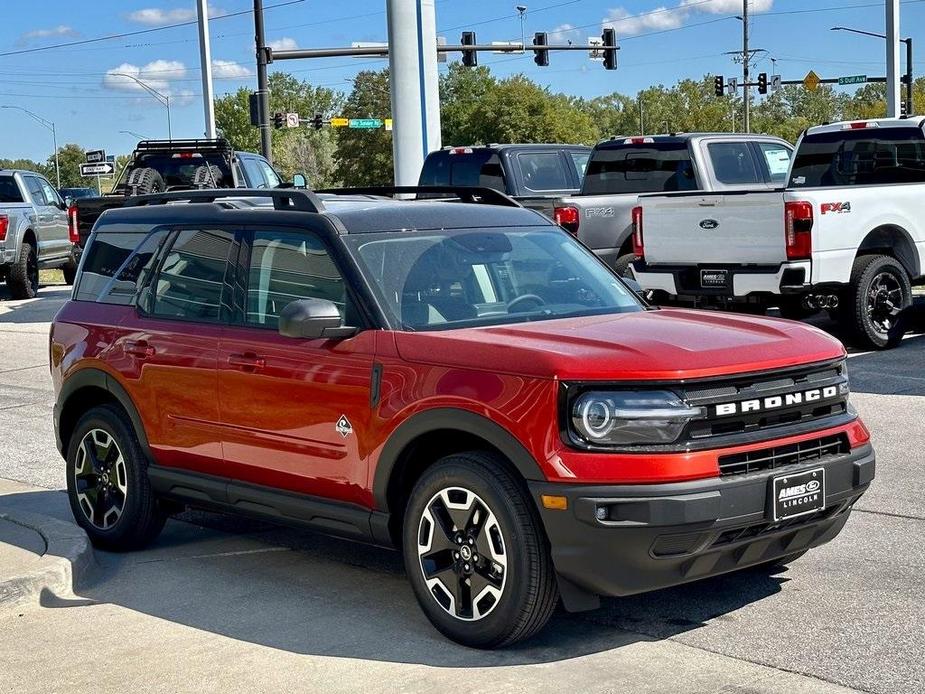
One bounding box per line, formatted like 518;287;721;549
529;444;874;608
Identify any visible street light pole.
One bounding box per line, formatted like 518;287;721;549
742;0;750;133
112;72;172;140
0;105;59;187
831;26;914;116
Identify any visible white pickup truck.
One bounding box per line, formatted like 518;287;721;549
631;117;925;348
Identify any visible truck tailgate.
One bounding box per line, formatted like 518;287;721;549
643;192;786;265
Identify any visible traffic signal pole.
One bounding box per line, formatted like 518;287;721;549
886;0;901;117
254;0;273;162
742;0;750;133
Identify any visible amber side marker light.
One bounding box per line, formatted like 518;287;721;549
541;495;568;511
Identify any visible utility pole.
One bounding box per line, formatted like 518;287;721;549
886;0;901;117
197;0;217;138
742;0;750;133
254;0;272;161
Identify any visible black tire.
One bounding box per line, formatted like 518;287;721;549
777;296;816;321
402;452;558;648
65;404;166;551
62;260;78;286
842;254;911;349
612;252;637;278
7;240;38;299
127;167;165;196
193;164;223;188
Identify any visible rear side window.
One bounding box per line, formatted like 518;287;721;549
419;151;505;191
147;229;234;323
708;142;762;185
24;176;48;205
790;127;925;187
75;232;166;304
582;142;696;194
516;152;571;192
569;151;590;180
0;176;23;203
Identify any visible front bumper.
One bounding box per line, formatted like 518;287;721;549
529;443;874;607
630;259;812;298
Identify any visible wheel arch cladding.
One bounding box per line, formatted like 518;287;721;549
57;369;153;463
857;225;920;279
373;408;546;536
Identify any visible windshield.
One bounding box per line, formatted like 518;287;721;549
790;127;925;187
342;226;643;331
116;153;234;191
582;142;696;195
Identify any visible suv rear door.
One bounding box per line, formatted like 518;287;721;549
217;226;375;505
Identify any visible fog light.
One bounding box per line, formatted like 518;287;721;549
595;506;608;521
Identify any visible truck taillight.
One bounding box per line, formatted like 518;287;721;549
784;201;813;260
0;215;8;242
631;206;644;257
554;205;580;234
67;205;80;244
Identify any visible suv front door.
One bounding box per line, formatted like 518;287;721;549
217;227;375;505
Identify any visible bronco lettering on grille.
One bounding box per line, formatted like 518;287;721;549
714;385;840;417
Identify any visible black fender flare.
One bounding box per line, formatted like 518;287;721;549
371;407;546;512
56;368;153;463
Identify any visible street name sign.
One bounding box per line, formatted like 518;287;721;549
838;75;867;86
349;119;383;129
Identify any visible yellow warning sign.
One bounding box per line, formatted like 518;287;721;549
330;117;350;128
384;118;393;131
803;70;821;91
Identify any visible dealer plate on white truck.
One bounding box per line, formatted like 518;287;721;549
772;467;825;522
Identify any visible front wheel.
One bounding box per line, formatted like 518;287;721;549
402;452;558;648
843;254;911;349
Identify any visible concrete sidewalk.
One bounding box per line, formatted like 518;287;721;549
0;478;94;610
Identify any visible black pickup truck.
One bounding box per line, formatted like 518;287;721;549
418;144;591;218
69;139;284;248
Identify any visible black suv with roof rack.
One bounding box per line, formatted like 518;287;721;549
68;138;286;251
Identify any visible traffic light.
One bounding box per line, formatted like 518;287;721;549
601;27;617;70
757;72;768;95
311;114;324;130
248;93;260;126
901;101;908;117
461;31;477;68
272;112;285;129
532;32;549;67
714;75;725;97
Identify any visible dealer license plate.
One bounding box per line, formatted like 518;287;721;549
700;269;728;288
772;467;825;522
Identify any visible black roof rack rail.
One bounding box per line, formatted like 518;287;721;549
315;186;522;208
123;188;324;212
133;138;234;153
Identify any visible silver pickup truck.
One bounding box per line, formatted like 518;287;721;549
553;133;793;276
0;169;76;299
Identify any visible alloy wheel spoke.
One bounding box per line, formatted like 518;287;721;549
455;574;473;618
428;497;460;546
421;548;456;580
464;499;488;537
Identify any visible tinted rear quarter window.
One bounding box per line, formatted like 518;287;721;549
516;152;571;192
0;176;23;203
582;142;696;194
790;127;925;187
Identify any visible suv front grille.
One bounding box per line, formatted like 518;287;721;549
718;433;849;477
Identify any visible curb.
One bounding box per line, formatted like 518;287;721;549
0;507;95;609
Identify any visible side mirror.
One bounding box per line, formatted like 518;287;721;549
278;298;358;340
292;173;307;189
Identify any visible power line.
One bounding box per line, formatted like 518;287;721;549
0;0;305;58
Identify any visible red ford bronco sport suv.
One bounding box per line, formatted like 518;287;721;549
50;187;875;648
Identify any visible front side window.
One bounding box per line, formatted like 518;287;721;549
758;142;792;184
246;231;346;329
240;157;269;189
149;229;234;322
343;226;642;331
255;158;281;188
24;176;48;205
708;142;762;185
38;178;61;206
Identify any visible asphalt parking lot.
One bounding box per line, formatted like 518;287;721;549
0;283;923;694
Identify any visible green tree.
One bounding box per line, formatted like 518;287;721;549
0;158;49;177
440;64;497;145
335;69;394;186
44;144;92;189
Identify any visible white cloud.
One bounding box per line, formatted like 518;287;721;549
126;4;226;26
211;59;251;79
17;25;78;46
268;37;298;51
604;0;773;37
549;24;583;44
102;60;187;96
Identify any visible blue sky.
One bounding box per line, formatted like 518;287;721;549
1;0;923;163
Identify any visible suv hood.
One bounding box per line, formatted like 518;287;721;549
394;309;845;381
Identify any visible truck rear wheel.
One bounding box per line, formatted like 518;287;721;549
612;252;636;278
402;451;558;648
843;254;911;349
62;260;78;285
7;240;38;299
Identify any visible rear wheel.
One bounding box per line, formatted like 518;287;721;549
7;240;38;299
402;452;558;648
65;404;166;551
843;254;911;349
62;260;78;286
612;252;636;278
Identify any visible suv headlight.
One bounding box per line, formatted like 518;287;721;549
569;390;705;447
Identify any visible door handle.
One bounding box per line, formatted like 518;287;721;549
124;339;155;359
227;352;266;370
